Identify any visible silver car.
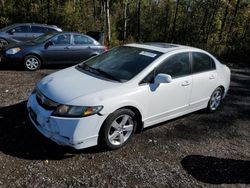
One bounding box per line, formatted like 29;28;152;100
0;23;62;48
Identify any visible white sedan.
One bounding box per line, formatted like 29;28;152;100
27;43;231;150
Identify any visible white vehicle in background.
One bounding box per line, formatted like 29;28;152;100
27;43;231;150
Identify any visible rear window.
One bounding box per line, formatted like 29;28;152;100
81;46;163;81
31;26;45;33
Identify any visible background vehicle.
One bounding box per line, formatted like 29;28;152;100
0;32;107;70
0;23;62;48
27;43;231;150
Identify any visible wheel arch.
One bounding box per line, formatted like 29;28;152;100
99;105;144;137
116;106;143;133
24;53;43;64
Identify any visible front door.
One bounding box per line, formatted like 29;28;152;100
141;52;193;127
8;25;31;41
42;34;73;64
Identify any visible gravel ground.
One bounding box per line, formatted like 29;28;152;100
0;66;249;187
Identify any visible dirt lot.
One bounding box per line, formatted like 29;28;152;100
0;66;249;187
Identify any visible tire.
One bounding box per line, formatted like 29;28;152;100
207;87;223;112
0;38;8;48
24;55;41;71
100;108;137;150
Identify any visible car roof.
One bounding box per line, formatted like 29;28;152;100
49;32;100;44
125;43;201;53
8;23;61;29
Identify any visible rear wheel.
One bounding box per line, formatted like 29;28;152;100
24;55;41;71
0;38;8;48
207;87;223;112
100;109;137;150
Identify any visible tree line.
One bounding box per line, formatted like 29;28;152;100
0;0;250;66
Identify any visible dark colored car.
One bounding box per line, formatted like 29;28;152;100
0;32;107;70
0;23;62;48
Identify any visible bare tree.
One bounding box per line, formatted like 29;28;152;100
137;0;141;41
228;0;241;33
104;0;111;46
170;0;180;42
47;0;51;24
93;0;96;23
219;0;232;41
123;0;128;42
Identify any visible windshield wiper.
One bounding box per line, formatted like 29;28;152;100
79;64;121;82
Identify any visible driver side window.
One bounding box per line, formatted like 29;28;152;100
140;52;191;85
9;26;30;33
156;52;191;78
51;34;71;45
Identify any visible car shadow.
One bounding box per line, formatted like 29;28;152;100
0;101;105;160
181;155;250;184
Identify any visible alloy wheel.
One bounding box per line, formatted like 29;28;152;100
209;89;222;111
25;57;40;70
108;114;134;146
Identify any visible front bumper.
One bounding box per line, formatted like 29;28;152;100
0;52;23;65
27;93;107;149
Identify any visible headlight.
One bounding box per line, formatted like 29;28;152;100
52;105;103;118
6;47;21;55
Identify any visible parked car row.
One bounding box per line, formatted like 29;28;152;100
0;32;107;70
0;23;62;47
0;23;107;70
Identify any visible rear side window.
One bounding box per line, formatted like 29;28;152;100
51;34;71;45
73;35;93;45
156;52;191;78
192;52;216;73
31;26;45;33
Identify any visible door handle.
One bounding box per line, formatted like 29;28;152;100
181;81;190;86
209;75;215;79
64;46;70;50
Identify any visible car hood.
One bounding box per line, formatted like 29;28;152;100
37;66;122;104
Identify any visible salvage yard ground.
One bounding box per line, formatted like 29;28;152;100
0;66;249;187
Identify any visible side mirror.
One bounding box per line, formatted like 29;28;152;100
154;73;172;84
44;41;54;49
8;29;15;35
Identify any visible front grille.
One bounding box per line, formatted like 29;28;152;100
36;89;58;111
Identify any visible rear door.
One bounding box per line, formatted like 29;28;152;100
189;52;218;109
70;34;96;63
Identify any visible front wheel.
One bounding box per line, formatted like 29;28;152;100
207;87;223;112
100;109;137;150
24;55;41;71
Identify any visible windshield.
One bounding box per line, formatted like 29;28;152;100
32;33;55;43
79;46;163;82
